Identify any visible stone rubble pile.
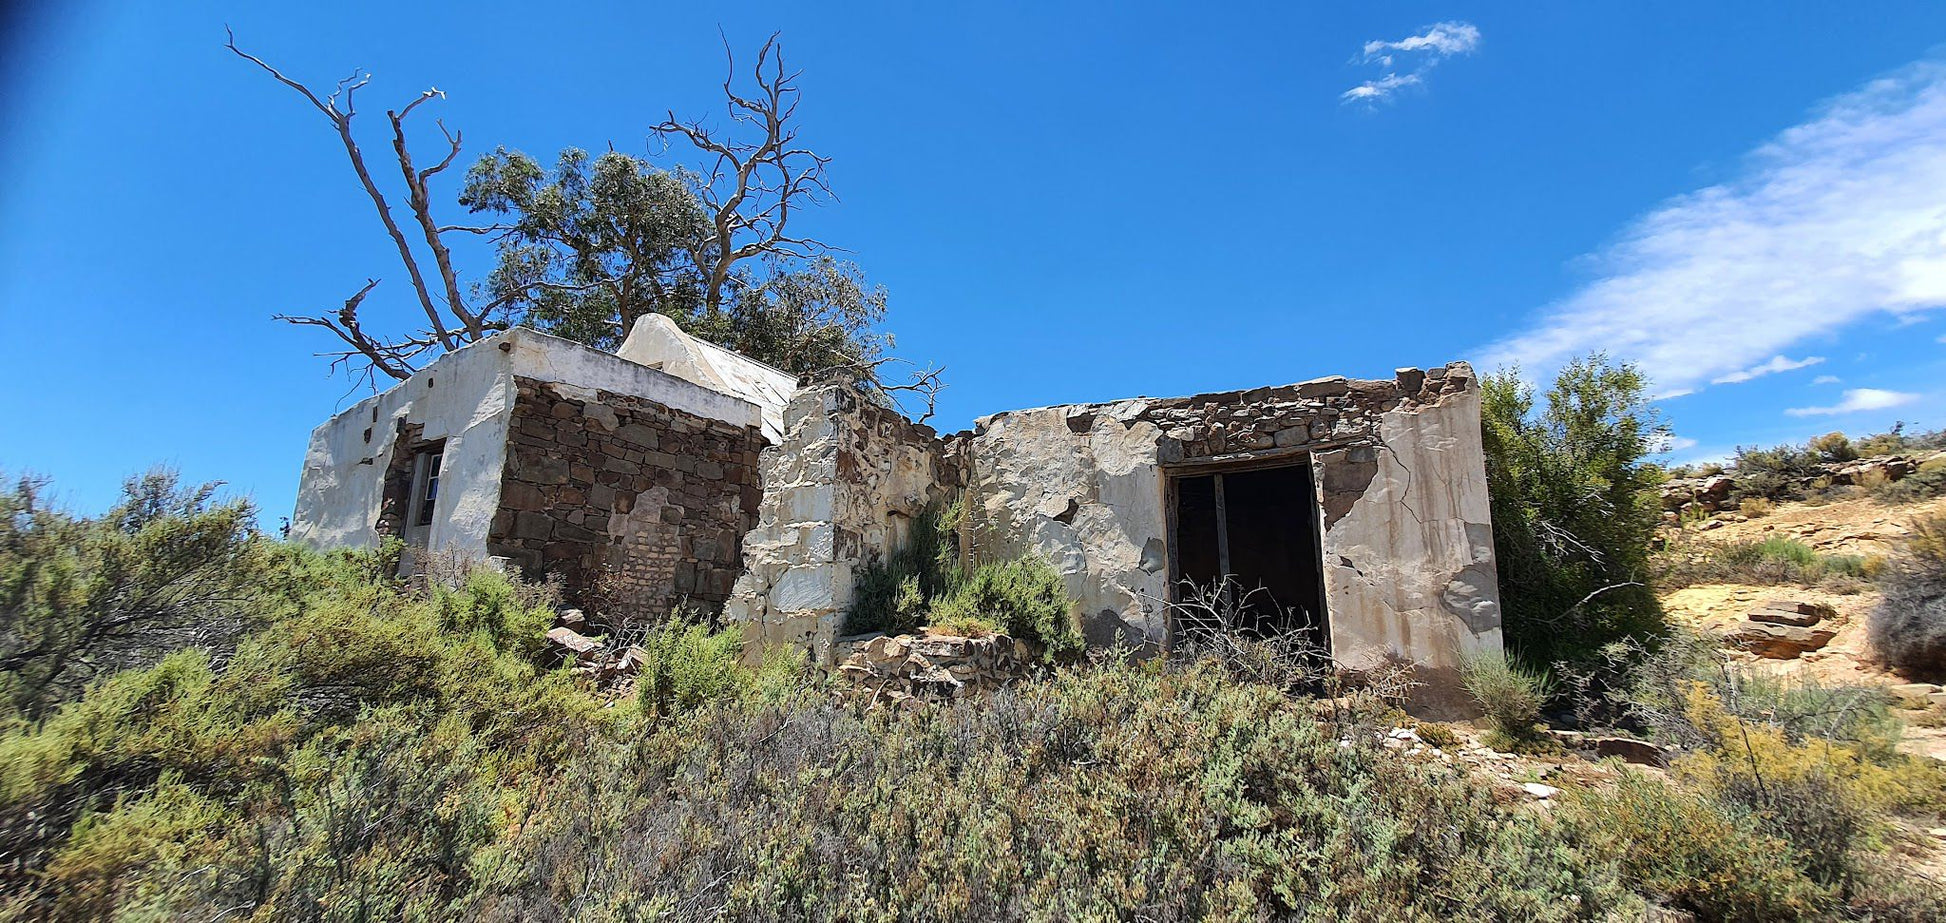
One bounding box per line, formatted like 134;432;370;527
1723;598;1837;659
544;608;649;683
836;630;1038;708
1374;725;1646;805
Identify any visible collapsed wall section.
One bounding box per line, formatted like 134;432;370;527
724;384;960;661
488;377;766;623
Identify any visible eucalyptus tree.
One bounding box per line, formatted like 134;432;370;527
232;31;939;413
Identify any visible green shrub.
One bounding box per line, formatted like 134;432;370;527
1873;457;1946;504
931;556;1082;659
0;540;598;920
1731;442;1823;502
845;502;956;635
465;658;1633;921
1808;431;1860;463
929;612;1000;637
1654;534;1885;589
1869;515;1946;679
1460;653;1554;749
636;613;752;719
429;564;557;659
0;470;267;721
845;499;1081;660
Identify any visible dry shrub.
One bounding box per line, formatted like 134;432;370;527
1460;652;1555;750
1739;497;1775;518
1869;515;1946;679
1562;773;1825;920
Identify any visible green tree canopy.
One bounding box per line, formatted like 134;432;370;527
1481;355;1669;668
460;148;888;376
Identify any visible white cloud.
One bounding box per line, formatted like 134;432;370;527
1481;60;1946;393
1655;388;1696;400
1343;73;1423;102
1812;374;1842;384
1784;388;1920;416
1343;21;1479;103
1710;354;1825;384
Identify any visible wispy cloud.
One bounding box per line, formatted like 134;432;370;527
1482;60;1946;394
1711;355;1825;385
1343;22;1479;104
1785;388;1920;417
1812;375;1842;385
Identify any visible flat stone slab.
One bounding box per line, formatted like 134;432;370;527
1747;599;1836;627
1725;622;1836;658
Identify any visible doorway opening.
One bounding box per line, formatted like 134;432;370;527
1171;461;1329;649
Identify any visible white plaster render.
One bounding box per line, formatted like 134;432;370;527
1318;388;1503;679
956;365;1502;711
292;328;765;562
964;405;1171;649
616;313;798;442
290;334;516;556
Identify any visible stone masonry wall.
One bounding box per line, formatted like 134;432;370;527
725;383;960;662
488;377;765;624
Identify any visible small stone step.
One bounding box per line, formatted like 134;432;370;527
1747;599;1835;627
1724;622;1836;658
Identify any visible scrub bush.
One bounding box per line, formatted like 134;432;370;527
1562;773;1824;920
1654;535;1885;589
845;500;1082;659
464;658;1633;922
0;470;268;722
636;613;751;719
1873;456;1946;504
1869;515;1946;678
1460;652;1554;749
930;555;1082;660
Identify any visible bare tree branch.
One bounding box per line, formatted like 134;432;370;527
228;29;501;386
653;32;834;316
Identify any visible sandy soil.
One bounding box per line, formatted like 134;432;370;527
1660;493;1946;763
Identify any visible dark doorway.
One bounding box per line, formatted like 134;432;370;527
1172;462;1328;647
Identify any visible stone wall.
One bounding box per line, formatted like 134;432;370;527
958;363;1501;713
724;383;960;662
489;376;765;623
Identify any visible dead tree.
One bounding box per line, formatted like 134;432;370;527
654;32;833;318
227;29;508;388
653;34;946;421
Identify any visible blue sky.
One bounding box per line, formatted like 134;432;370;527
4;2;1945;520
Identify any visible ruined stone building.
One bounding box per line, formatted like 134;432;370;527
293;317;1502;704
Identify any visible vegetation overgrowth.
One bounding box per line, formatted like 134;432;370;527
1871;514;1946;679
1670;426;1946;506
1653;535;1882;591
10;363;1946;920
846;501;1084;659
